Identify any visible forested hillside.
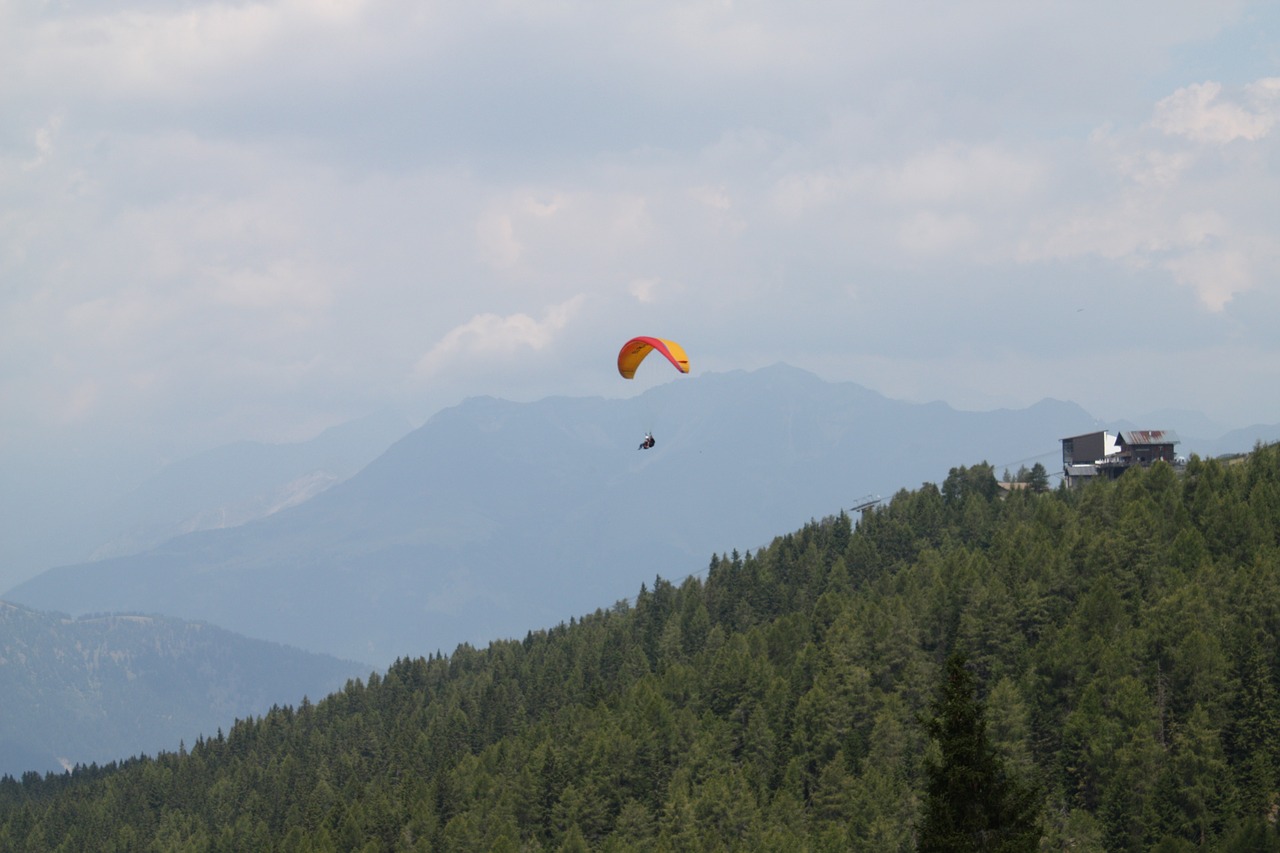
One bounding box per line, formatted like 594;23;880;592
0;605;365;778
4;446;1280;851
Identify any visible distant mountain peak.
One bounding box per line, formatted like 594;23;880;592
7;368;1107;664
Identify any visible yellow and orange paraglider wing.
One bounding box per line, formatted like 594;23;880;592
617;336;690;379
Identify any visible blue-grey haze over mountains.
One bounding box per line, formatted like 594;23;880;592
8;366;1278;666
0;411;411;592
0;601;366;778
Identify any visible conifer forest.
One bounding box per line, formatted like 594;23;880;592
4;445;1280;851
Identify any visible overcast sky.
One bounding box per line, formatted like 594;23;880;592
4;0;1280;482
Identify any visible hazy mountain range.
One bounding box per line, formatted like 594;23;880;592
7;365;1278;667
3;366;1080;662
0;410;411;590
0;600;366;777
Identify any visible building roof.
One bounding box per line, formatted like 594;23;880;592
1118;429;1180;446
1061;430;1110;443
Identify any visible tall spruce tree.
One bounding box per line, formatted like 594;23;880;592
919;652;1041;852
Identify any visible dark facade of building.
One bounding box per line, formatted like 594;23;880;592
1061;429;1181;486
1113;430;1180;466
1061;431;1115;467
1061;430;1115;487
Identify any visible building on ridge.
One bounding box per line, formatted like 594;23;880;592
1060;429;1181;487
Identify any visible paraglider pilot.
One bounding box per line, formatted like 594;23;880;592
617;336;686;452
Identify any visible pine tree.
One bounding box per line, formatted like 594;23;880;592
1225;639;1280;820
918;652;1041;852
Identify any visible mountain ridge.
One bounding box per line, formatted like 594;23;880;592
0;599;367;777
0;365;1228;664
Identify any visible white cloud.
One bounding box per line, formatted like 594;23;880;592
1153;80;1279;144
1164;247;1252;311
1023;198;1213;266
1011;74;1280;312
210;260;333;314
474;192;570;270
690;185;732;212
1249;77;1280;105
881;144;1044;207
476;212;522;269
897;211;980;255
471;189;660;289
11;5;280;100
628;278;660;303
625;276;690;305
65;290;179;350
1111;146;1195;188
415;296;586;377
771;168;862;219
770;143;1043;231
17;0;409;96
58;380;102;427
1017;194;1266;311
21;117;61;172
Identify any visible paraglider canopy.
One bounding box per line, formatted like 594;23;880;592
617;336;690;379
